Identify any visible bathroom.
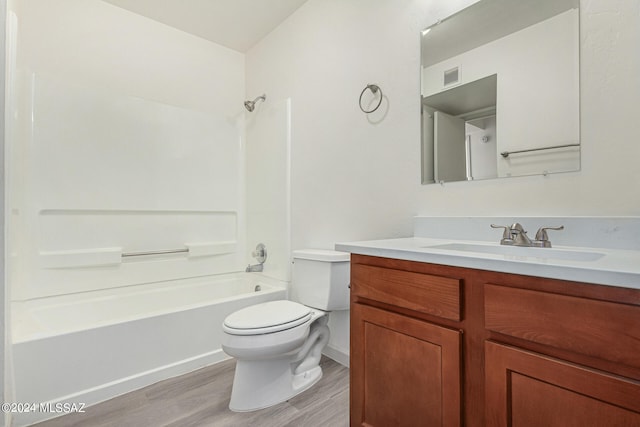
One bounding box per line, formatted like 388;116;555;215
1;0;639;426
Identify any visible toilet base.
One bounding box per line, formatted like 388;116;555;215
229;358;323;412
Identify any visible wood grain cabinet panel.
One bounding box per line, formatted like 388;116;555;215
485;341;640;427
350;255;640;426
484;283;640;369
350;303;461;427
351;263;462;321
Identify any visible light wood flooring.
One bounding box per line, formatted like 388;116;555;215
33;356;349;427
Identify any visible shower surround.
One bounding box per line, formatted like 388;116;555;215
4;2;291;425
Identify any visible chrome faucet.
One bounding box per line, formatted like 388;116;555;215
509;223;533;246
245;263;263;272
491;223;564;248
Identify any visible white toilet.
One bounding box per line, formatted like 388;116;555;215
221;249;350;412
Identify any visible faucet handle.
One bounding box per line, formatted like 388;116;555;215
491;224;514;245
534;226;564;247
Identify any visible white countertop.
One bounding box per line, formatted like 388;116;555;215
336;237;640;290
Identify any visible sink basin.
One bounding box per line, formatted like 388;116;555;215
424;243;605;262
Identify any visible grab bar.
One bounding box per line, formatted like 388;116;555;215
122;248;189;258
500;143;580;158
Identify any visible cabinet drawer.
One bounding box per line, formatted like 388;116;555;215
485;284;640;369
352;264;462;321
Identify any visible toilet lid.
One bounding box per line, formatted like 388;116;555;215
223;300;312;335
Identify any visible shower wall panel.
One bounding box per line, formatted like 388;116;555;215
7;0;247;301
11;74;243;300
245;98;291;282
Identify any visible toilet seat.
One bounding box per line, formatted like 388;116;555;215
223;300;312;336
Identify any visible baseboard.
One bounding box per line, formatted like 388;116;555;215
322;345;349;368
12;350;230;427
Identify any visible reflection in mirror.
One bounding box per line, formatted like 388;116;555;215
421;0;580;184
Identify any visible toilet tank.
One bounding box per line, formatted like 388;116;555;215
292;249;350;311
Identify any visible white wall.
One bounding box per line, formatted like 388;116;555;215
246;0;640;357
10;0;244;116
246;0;480;359
247;0;480;244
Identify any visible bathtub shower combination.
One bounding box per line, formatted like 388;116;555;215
6;3;294;426
12;273;286;426
6;72;292;426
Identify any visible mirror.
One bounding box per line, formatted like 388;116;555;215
421;0;580;184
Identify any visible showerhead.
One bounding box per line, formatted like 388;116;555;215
244;94;266;112
243;100;255;112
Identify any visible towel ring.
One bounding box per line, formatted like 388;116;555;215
359;84;383;113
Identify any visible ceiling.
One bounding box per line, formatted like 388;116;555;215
102;0;309;53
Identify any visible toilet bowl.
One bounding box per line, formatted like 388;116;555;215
222;300;329;411
221;249;350;412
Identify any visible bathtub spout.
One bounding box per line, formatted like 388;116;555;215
245;263;263;272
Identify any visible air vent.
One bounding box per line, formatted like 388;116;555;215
444;67;459;86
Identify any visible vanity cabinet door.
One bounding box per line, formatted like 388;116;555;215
485;341;640;427
350;303;461;427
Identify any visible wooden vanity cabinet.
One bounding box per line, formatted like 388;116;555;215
349;256;467;427
350;254;640;427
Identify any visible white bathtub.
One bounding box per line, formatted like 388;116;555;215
11;273;287;426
